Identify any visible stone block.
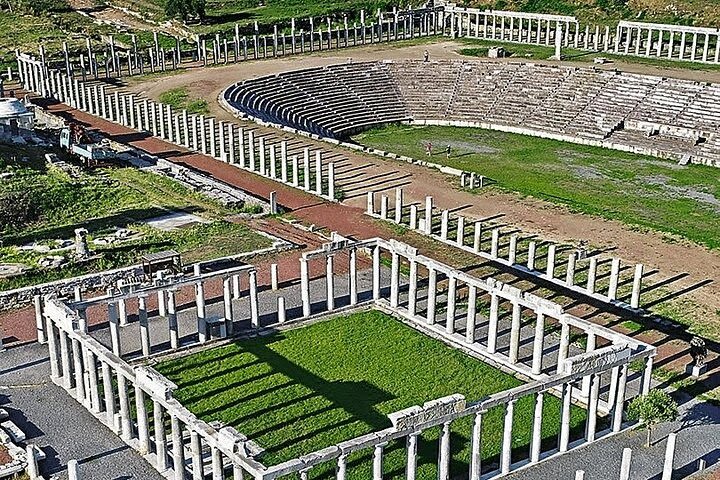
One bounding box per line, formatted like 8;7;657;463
685;363;707;378
1;420;26;442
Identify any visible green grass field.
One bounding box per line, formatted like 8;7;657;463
456;38;720;72
0;145;269;289
159;87;210;115
156;310;586;478
353;124;720;250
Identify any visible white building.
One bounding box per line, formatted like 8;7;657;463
0;97;34;130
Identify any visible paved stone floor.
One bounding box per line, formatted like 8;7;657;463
0;343;164;480
508;396;720;480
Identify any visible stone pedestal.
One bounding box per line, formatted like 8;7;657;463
686;363;707;378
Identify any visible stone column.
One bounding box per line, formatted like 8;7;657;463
218;120;227;161
101;363;116;427
530;392;544;463
509;301;521;363
487;294;500;353
465;285;477;343
406;433;419;480
315;151;323;195
619;448;632;480
108;301;121;356
154;401;169;471
328;162;335;200
117;374;132;441
438;422;451;480
224;277;234;335
440;210;449;240
71;338;85;402
46;321;60;380
500;399;515;474
424;196;433;234
490;229;499;258
426;267;437;325
171;415;185;480
389;252;400;308
612;364;628;432
586;257;597;293
394;188;403;223
372;443;385;480
301;257;311;317
631;263;643;308
269;143;276;177
190;432;203;480
531;313;545;375
564;252;577;286
380;196;389;219
167;290;179;349
195;266;208;343
135;386;151;453
407;260;418;316
303;148;311;189
608;258;620;300
559;382;575;454
527;241;537;270
372;245;381;300
326;255;335;311
277;296;286;324
34;295;46;343
456;216;465;246
445;276;456;334
546;245;556;278
138;296;150;357
86;350;100;412
679;32;686;60
349;248;358;305
473;222;482;252
469;413;483;480
507;234;517;264
209;117;217;158
281;141;288;181
586;372;601;442
212;447;224;479
409;205;418;230
68;460;79;480
556;322;570;373
642;356;653;395
199;115;208;154
249;270;259;327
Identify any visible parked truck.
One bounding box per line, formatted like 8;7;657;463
59;123;117;168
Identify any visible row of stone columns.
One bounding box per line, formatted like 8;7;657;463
299;247;359;318
615;23;720;64
23;9;440;82
44;295;257;480
367;189;645;309
17;61;338;202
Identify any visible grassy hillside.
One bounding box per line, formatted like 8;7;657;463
467;0;720;27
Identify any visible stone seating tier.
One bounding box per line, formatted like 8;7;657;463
223;59;720;165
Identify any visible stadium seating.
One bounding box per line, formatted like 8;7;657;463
223;59;720;166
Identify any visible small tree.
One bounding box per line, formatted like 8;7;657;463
627;389;678;447
164;0;204;21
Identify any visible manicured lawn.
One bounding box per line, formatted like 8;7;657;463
354;124;720;250
156;310;586;478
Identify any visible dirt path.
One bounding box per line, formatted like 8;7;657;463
120;41;720;314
